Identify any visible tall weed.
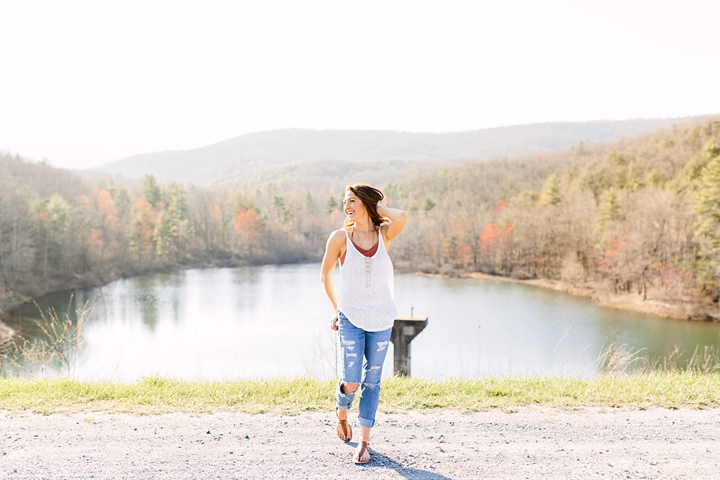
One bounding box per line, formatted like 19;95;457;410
0;296;92;378
597;335;720;376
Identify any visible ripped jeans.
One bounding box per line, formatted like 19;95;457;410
335;311;392;428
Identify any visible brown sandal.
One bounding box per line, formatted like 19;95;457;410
336;407;352;442
353;441;370;464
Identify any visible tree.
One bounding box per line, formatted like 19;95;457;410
693;160;720;245
625;162;643;192
478;222;513;272
234;206;264;258
539;174;562;206
423;197;436;214
142;175;163;208
597;190;623;226
35;194;70;278
304;193;316;215
154;183;193;260
98;179;131;217
272;195;294;228
0;188;34;291
325;195;338;214
77;187;126;266
691;144;720;286
130;199;156;262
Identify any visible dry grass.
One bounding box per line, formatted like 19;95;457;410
596;336;720;376
1;373;719;414
0;297;90;377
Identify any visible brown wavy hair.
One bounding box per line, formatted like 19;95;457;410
344;184;389;228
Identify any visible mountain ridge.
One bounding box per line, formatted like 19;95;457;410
93;117;711;185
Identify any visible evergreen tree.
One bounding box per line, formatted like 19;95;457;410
597;190;623;226
142;175;163;208
625;162;643;192
692;151;720;246
423;197;436;214
691;144;720;286
154;183;193;260
304;193;316;214
539;174;561;206
325;195;338;213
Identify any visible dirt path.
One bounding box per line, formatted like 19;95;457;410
2;407;719;479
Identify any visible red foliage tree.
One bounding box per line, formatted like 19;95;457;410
235;207;264;256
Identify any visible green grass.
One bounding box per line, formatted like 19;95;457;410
2;373;720;414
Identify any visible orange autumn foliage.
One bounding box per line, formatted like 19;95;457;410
480;222;513;259
133;198;156;257
495;199;509;213
235;207;263;249
96;189;119;232
457;245;473;265
35;211;50;223
603;234;625;262
77;188;120;235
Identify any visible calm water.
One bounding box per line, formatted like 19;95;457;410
5;263;720;380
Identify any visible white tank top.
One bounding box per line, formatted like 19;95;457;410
338;227;396;332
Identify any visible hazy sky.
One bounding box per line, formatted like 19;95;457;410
1;0;718;170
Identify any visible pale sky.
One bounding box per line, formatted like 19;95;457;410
1;0;718;170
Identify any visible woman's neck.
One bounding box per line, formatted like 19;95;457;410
353;216;374;233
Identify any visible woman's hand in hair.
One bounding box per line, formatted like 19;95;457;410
377;205;407;242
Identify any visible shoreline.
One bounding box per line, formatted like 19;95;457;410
0;254;258;343
421;270;720;323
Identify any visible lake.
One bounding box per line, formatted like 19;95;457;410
4;263;720;381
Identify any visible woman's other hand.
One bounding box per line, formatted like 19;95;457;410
330;313;339;331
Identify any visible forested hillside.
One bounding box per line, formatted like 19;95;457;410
0;155;330;314
2;118;720;321
389;118;720;317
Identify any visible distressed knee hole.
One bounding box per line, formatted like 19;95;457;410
376;341;389;352
342;383;359;394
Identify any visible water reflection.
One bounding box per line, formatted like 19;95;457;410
4;263;720;381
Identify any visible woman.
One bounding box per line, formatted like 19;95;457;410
320;184;407;464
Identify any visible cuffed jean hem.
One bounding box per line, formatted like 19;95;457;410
335;381;354;411
358;416;375;428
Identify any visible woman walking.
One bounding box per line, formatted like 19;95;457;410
320;184;407;464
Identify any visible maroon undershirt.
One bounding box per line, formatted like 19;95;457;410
340;235;379;265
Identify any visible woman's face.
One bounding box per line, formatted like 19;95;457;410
343;190;367;222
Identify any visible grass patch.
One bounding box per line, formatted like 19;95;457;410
2;373;720;414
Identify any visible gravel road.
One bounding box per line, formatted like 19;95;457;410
2;407;719;479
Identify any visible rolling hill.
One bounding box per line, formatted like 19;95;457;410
93;117;709;186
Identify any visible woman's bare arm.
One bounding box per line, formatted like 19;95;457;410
378;205;407;246
320;229;346;330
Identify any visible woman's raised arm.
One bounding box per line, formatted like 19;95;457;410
378;205;407;244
